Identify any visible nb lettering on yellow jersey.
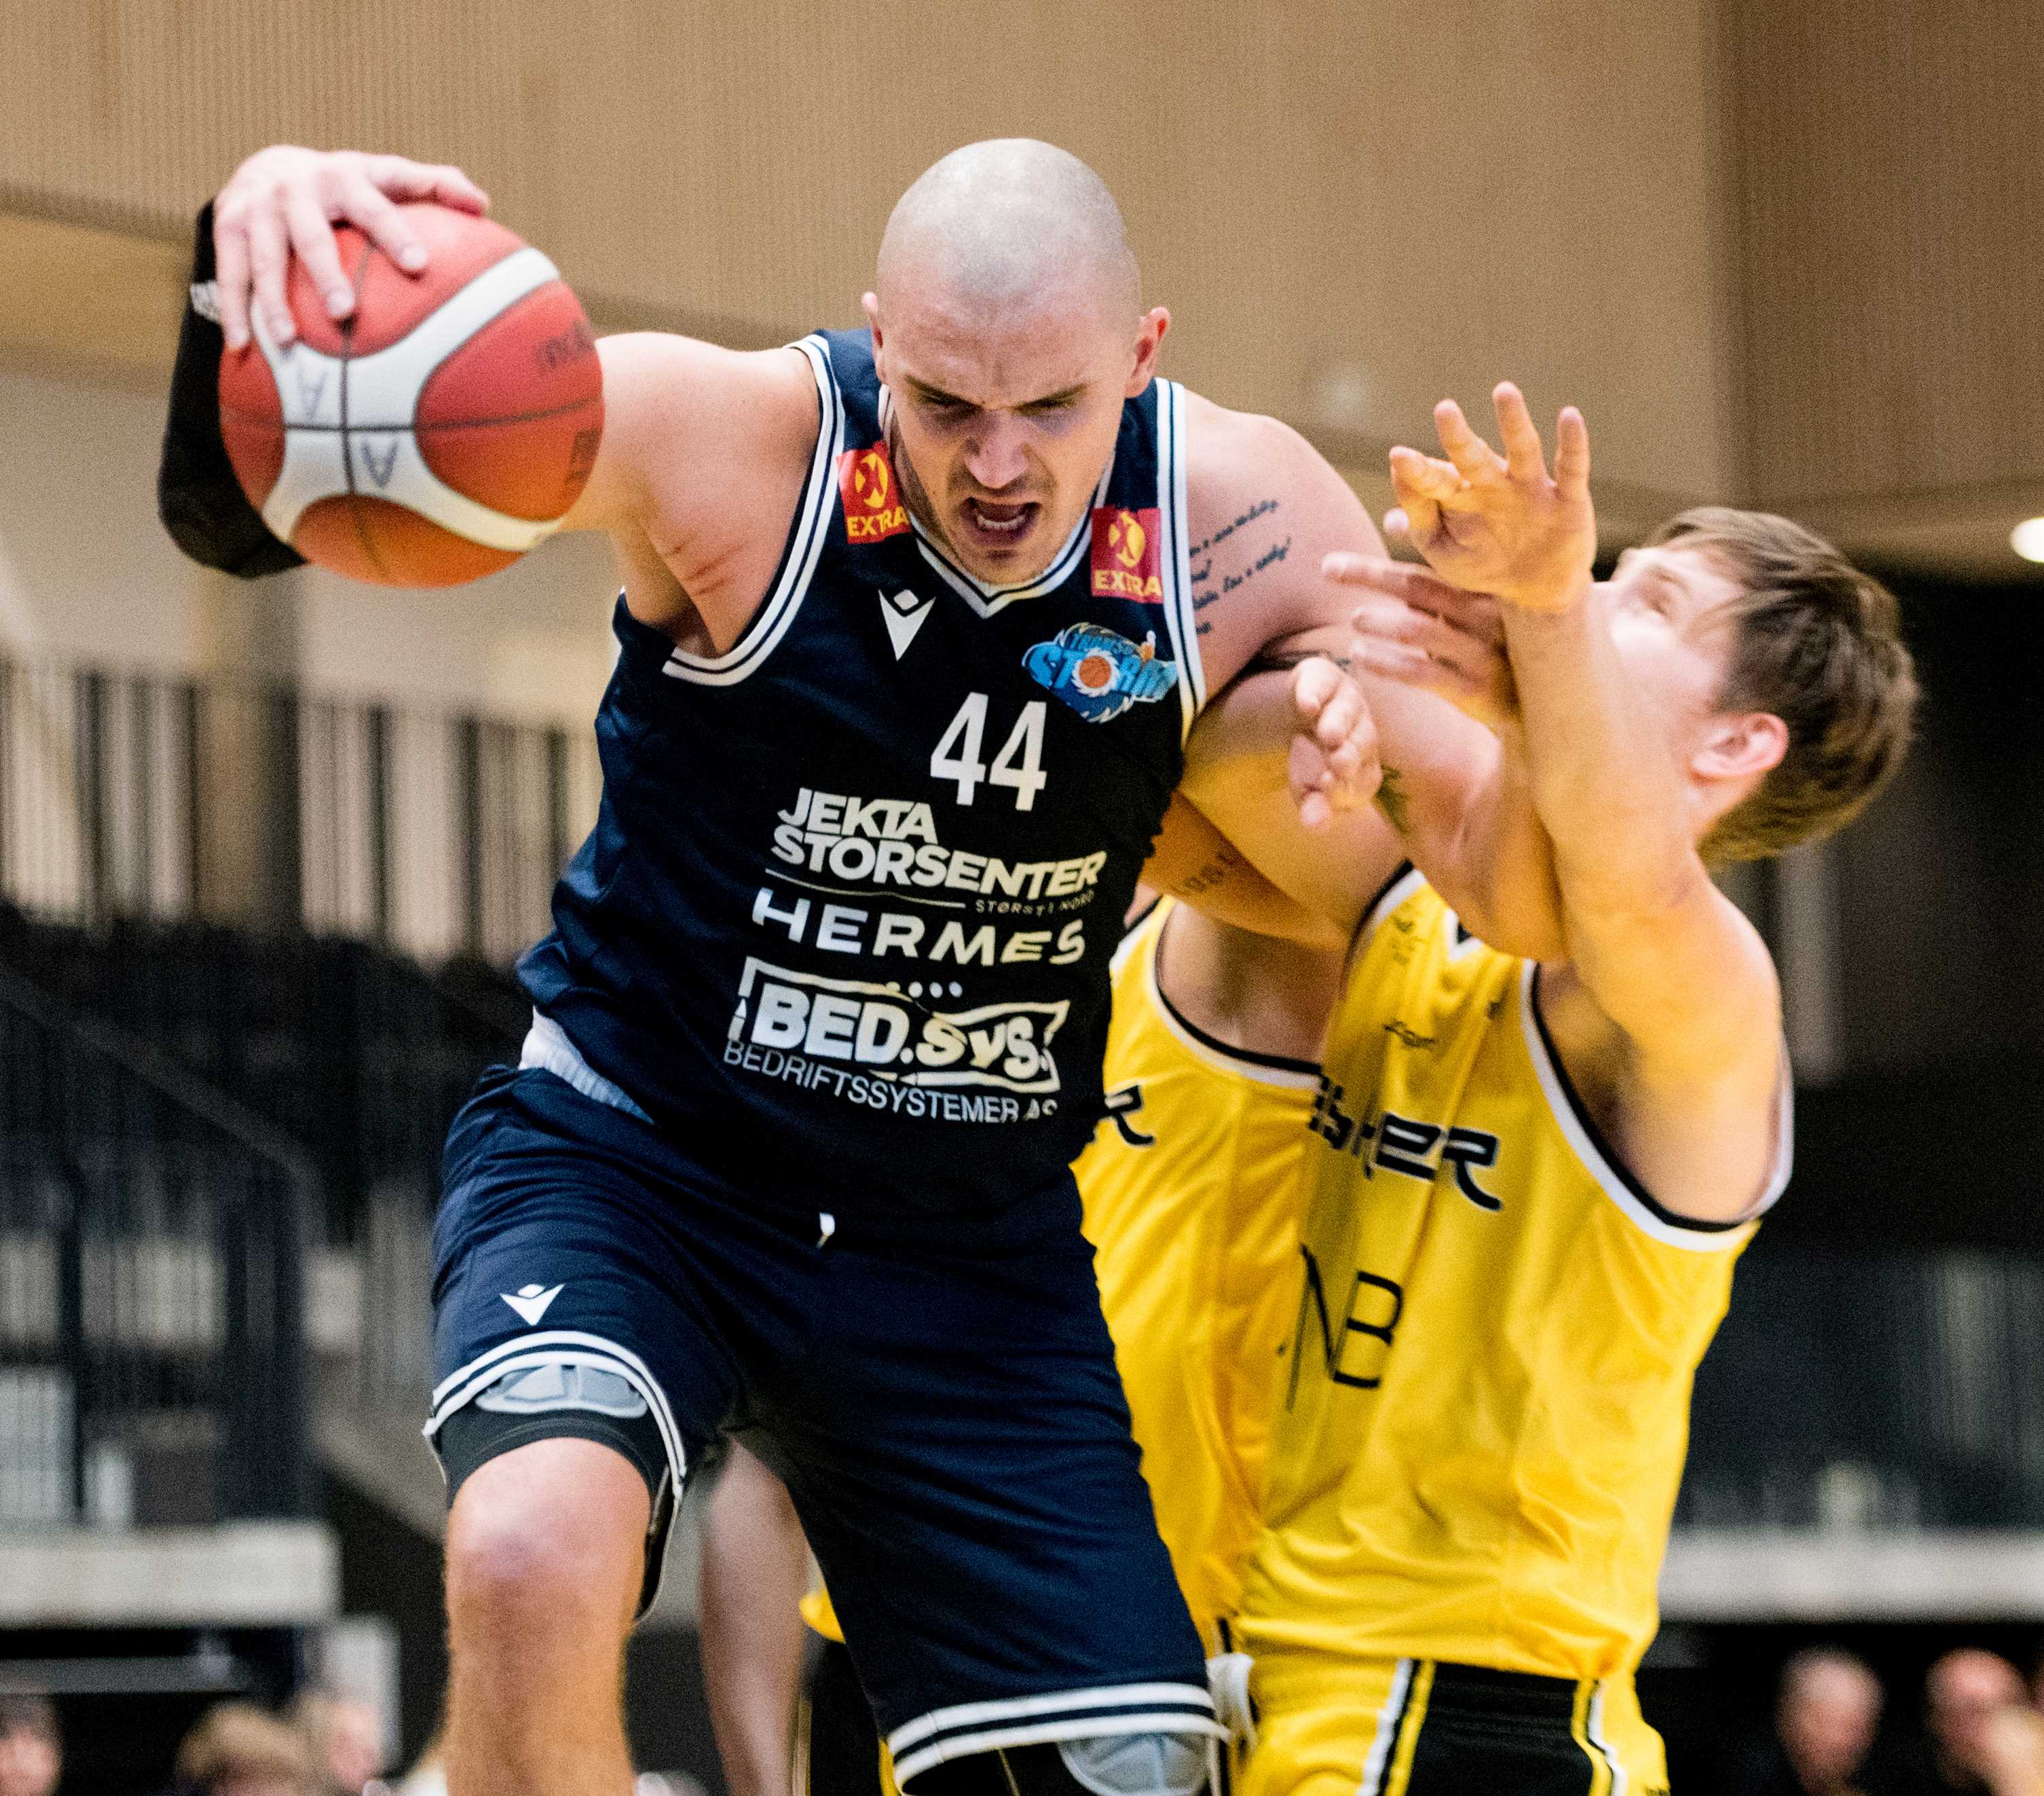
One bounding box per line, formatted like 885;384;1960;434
1240;870;1791;1685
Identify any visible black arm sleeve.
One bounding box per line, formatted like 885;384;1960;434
157;201;308;579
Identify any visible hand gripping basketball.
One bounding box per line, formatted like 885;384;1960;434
217;200;604;587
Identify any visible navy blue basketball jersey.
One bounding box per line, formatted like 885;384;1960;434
520;329;1207;1215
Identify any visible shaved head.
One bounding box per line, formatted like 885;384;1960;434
865;139;1165;585
877;139;1139;327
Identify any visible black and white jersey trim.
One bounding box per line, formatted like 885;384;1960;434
1583;1685;1630;1795
1153;379;1206;741
887;1682;1223;1789
1520;961;1793;1249
1147;906;1321;1091
663;335;844;687
911;467;1110;617
1356;864;1425;950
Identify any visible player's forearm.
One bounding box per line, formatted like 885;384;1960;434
1421;720;1567;964
1178;670;1384;937
1145;791;1349;949
1195;661;1564;959
1500;580;1698;921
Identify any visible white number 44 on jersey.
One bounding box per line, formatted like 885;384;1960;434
931;693;1047;809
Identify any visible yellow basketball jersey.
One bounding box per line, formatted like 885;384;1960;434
1238;871;1788;1683
1078;898;1321;1653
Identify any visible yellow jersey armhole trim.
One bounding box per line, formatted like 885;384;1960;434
1143;907;1322;1091
1514;961;1789;1253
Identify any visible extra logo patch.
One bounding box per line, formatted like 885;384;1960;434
1022;624;1177;723
1090;506;1164;602
838;442;910;543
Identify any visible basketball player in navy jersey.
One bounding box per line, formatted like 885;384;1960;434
162;139;1552;1796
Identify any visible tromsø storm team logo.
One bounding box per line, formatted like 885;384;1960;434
1022;623;1178;723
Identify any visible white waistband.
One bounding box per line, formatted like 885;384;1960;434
519;1012;653;1122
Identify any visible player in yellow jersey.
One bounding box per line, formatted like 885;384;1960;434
699;388;1916;1796
700;891;1352;1796
1179;386;1916;1796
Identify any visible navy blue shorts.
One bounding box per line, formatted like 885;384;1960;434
426;1064;1216;1782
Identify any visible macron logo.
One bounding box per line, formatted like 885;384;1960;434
878;588;934;661
500;1283;564;1327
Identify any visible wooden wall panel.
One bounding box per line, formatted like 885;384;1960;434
1724;0;2044;518
0;0;1734;511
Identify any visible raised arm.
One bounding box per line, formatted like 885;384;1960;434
169;145;818;650
1379;385;1784;1222
1181;587;1563;960
1178;398;1563;957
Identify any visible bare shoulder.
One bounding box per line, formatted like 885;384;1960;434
1177;390;1382;690
579;334;817;519
568;333;821;643
1182;392;1320;519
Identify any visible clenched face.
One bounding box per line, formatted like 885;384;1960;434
871;281;1164;585
866;138;1163;587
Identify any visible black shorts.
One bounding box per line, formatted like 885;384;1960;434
426;1065;1215;1784
1246;1657;1669;1796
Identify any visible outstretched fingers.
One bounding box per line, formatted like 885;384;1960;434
1387;445;1460;553
1553;405;1591;498
366;153;491;214
331;171;428;278
283;185;358;322
212;206;255;352
1434;399;1505;485
243;200;299;348
1491;382;1549;485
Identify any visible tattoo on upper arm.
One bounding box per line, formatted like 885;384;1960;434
1375;765;1411;835
1189;500;1289;617
1175;841;1245;897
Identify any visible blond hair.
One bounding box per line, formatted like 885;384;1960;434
1647;507;1917;862
173;1702;313;1793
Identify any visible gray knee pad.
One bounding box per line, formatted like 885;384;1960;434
432;1359;678;1618
1057;1733;1209;1796
910;1736;1208;1796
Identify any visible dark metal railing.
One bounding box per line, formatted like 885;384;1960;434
1683;1242;2044;1529
0;652;597;965
0;966;314;1527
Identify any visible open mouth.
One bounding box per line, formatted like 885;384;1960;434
959;496;1040;552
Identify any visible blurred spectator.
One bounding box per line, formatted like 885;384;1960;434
0;1693;61;1796
291;1691;385;1795
1896;1650;2044;1796
173;1702;316;1796
1732;1647;1884;1796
